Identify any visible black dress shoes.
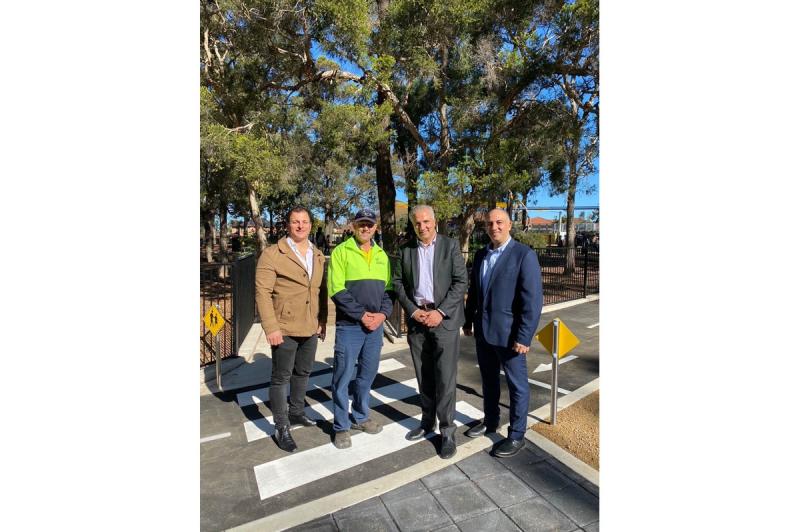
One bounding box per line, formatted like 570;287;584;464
274;425;298;453
288;413;316;427
493;437;524;458
406;426;431;441
440;435;457;459
466;422;497;438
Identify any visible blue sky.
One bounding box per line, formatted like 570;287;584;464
311;44;599;220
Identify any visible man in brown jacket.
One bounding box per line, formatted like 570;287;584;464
255;206;328;452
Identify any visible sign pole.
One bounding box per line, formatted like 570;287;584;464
214;305;223;391
551;318;560;425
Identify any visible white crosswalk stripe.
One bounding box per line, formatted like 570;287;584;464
253;401;484;500
243;378;421;442
236;358;406;407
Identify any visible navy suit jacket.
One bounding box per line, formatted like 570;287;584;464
464;239;543;348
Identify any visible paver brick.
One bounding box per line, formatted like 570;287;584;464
541;483;599;527
285;514;338;531
334;502;399;532
381;480;428;504
456;450;509;480
475;470;538;508
580;480;599;498
546;457;593;486
512;460;573;494
430;482;497;523
456;508;523;532
383;491;453;532
503;497;577;532
420;465;469;490
583;521;599;532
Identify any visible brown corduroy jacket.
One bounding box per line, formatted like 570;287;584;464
255;237;328;337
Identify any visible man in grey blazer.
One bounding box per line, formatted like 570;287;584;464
393;205;468;459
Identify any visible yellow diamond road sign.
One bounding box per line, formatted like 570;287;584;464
535;319;580;358
204;305;226;337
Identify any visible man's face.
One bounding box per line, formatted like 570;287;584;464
486;210;511;247
353;220;377;244
412;209;436;244
287;211;311;242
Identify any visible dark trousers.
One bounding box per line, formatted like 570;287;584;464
476;338;530;441
407;324;460;438
269;335;318;428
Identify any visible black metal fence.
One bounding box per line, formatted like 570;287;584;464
535;246;599;305
386;245;598;339
200;254;257;366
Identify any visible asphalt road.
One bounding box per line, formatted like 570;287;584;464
200;300;599;531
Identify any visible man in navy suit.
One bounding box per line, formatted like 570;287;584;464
463;209;543;457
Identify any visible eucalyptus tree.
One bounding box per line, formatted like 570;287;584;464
201;0;313;254
376;0;591;252
199;0;598;259
299;99;387;237
540;0;598;273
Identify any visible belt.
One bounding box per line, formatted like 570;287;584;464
418;303;436;311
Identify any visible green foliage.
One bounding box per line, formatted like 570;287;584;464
514;231;550;249
313;0;372;62
199;0;599;250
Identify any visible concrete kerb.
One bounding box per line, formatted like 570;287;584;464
525;378;600;486
228;427;508;532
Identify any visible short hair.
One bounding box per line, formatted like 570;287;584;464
287;206;312;222
410;204;435;221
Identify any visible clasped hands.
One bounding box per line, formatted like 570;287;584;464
412;309;443;328
361;311;386;331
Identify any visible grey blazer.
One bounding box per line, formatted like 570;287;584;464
392;234;468;331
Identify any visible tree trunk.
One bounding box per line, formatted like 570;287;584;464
375;91;397;255
247;182;268;255
458;209;476;255
564;152;578;275
218;198;230;277
203;210;215;263
400;143;418;207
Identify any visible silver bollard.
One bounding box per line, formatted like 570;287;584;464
550;318;560;425
214;304;223;391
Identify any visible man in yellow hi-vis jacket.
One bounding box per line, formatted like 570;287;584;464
327;209;393;449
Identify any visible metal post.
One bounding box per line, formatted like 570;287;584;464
583;245;589;298
215;304;223;391
551;318;560;425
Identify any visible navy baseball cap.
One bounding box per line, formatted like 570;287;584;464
353;208;377;224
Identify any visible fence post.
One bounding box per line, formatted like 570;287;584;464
582;245;589;298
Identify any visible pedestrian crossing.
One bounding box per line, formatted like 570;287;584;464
242;377;421;442
232;354;484;503
253;401;484;500
235;358;406;407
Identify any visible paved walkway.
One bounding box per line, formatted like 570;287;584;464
286;440;598;532
201;296;599;531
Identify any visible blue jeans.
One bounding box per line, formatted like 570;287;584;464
331;324;383;432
